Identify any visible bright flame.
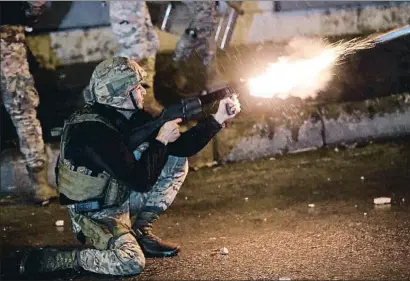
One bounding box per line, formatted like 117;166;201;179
248;37;374;100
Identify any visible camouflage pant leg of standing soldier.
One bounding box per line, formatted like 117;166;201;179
173;1;218;65
173;2;227;90
0;26;46;169
109;1;162;115
109;1;159;61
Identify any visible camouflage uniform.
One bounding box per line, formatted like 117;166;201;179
0;26;45;168
17;57;224;278
67;155;188;275
173;1;218;66
109;1;161;115
0;1;57;204
173;2;227;92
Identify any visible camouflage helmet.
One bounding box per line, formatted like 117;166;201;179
89;57;147;107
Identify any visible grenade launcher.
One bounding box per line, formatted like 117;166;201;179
128;85;238;149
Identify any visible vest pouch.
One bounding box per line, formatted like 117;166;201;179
57;161;109;201
102;178;130;208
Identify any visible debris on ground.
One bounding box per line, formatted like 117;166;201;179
55;220;64;227
41;200;50;206
220;247;229;255
308;204;315;208
373;197;391;205
360;176;365;180
212;166;222;172
374;204;391;210
245;197;249;202
279;277;291;281
206;161;218;168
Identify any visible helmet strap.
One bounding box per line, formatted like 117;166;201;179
130;90;139;109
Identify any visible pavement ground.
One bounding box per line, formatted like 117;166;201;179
1;139;410;280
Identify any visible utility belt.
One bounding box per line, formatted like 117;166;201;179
57;159;130;213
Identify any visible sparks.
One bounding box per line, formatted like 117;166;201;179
248;37;374;100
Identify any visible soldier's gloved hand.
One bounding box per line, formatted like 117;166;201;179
212;95;241;124
156;118;182;145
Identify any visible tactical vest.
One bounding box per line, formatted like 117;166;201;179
57;112;130;212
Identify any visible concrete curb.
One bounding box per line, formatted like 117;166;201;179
1;93;409;191
190;92;410;166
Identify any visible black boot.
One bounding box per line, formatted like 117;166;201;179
19;248;79;277
133;212;180;258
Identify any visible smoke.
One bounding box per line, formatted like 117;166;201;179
248;36;375;100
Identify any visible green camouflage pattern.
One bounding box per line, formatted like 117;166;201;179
0;25;47;168
173;1;218;66
89;57;147;107
109;1;159;62
66;156;188;276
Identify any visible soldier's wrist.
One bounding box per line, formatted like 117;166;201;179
155;135;168;145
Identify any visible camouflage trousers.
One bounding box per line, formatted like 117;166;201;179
108;1;161;115
109;1;159;62
173;1;218;66
67;156;188;276
0;25;46;168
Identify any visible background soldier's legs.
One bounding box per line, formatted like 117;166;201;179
0;31;57;203
109;1;159;62
109;1;161;115
0;39;46;169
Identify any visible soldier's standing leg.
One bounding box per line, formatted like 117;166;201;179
0;26;57;205
109;1;162;116
131;156;189;257
173;2;227;91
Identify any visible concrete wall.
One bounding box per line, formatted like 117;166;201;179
25;1;410;68
232;1;410;44
189;92;410;168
